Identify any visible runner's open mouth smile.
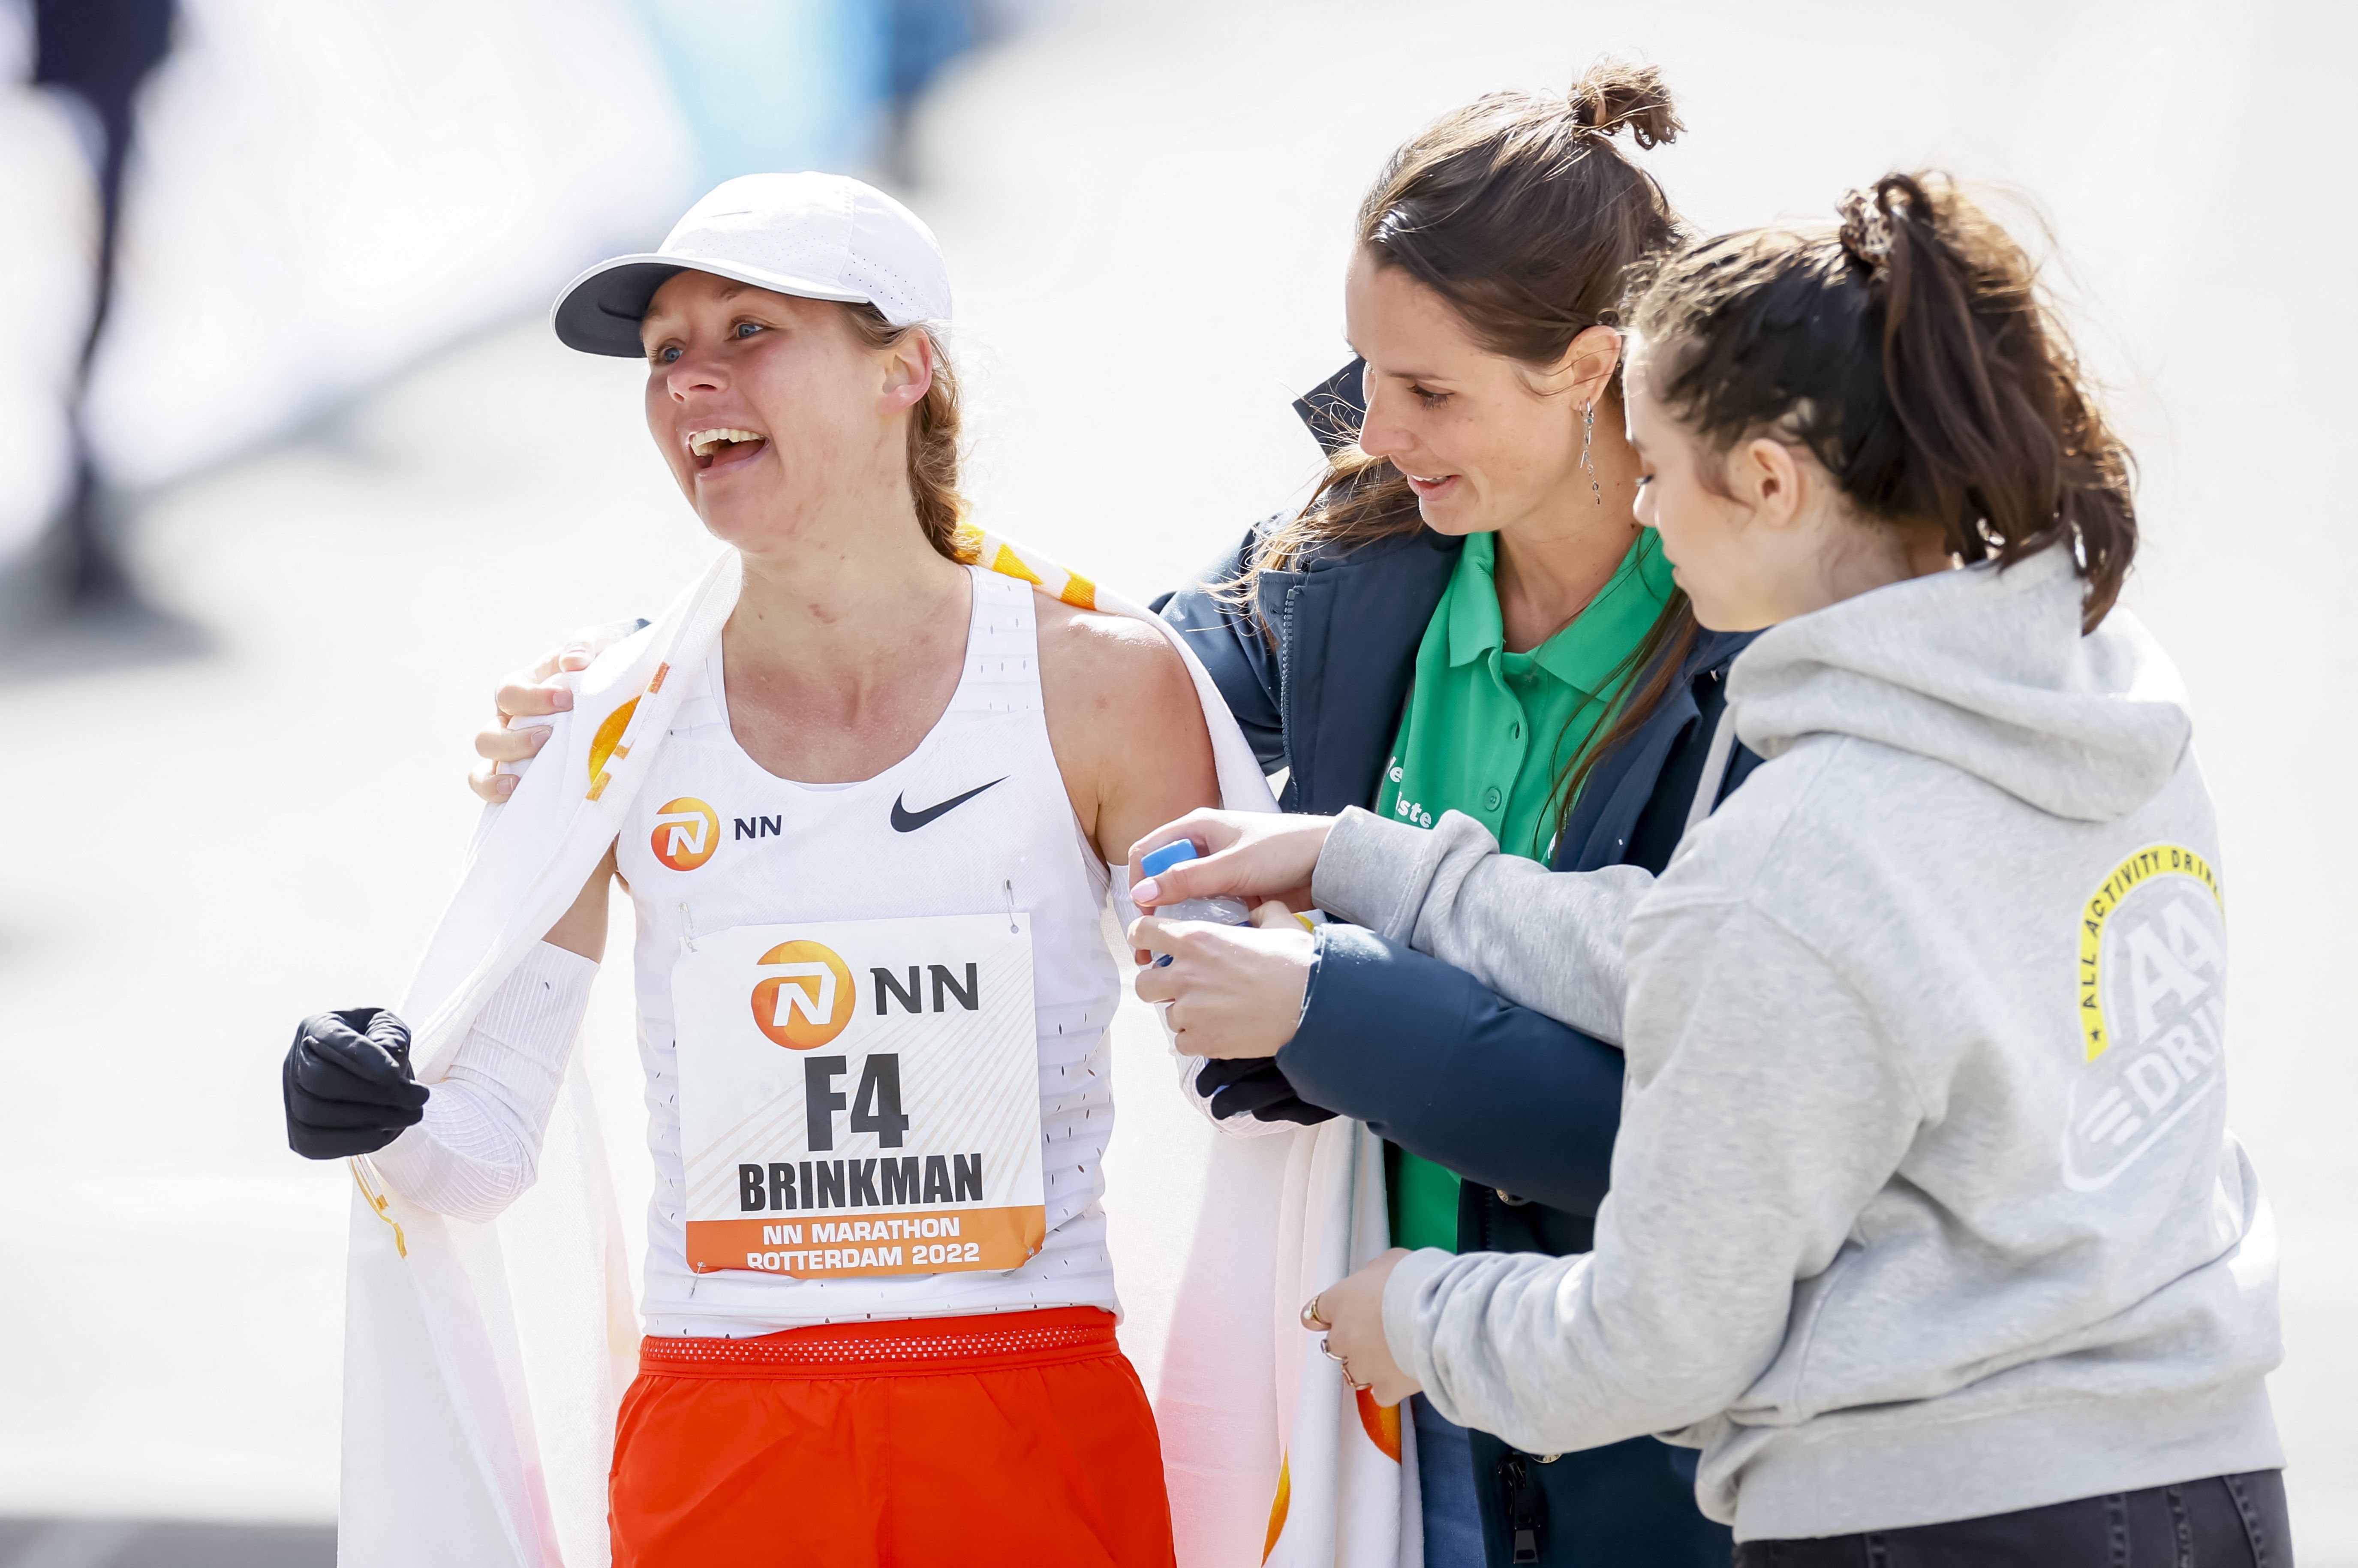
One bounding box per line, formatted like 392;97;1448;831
1403;470;1459;499
686;426;770;476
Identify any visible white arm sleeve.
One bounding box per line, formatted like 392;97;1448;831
373;942;599;1222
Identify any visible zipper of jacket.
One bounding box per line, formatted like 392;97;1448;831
1498;1453;1543;1562
1276;584;1302;800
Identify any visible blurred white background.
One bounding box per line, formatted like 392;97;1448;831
0;0;2350;1561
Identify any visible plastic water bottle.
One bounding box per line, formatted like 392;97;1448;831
1137;840;1251;927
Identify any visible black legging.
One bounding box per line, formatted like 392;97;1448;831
1733;1471;2291;1568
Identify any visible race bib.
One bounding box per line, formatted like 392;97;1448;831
671;913;1046;1279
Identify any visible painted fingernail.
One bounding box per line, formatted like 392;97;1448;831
1132;878;1160;905
1154;954;1173;968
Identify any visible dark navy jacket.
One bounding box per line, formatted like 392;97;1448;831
1155;364;1758;1568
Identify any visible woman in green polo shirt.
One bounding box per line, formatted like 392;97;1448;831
1143;61;1735;1568
1373;529;1674;1252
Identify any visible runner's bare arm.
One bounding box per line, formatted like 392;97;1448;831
1034;599;1221;867
543;844;622;960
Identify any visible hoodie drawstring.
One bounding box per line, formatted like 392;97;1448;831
1682;698;1741;840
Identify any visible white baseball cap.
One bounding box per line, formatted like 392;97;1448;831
551;172;952;357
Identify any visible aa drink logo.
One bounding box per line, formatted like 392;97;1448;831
750;939;856;1050
2065;845;2227;1191
651;797;720;871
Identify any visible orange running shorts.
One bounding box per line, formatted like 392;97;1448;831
609;1305;1176;1567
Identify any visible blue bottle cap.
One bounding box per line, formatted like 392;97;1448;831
1138;839;1200;880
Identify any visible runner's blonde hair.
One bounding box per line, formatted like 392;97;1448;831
846;304;968;560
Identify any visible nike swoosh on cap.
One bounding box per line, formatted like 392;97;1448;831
890;778;1007;833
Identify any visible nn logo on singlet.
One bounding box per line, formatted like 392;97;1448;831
650;797;720;872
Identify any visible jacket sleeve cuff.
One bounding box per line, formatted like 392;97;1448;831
1313;807;1505;943
1383;1246;1459;1391
1312;807;1429;936
1275;923;1406;1123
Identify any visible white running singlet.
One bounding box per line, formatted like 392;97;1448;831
616;567;1122;1336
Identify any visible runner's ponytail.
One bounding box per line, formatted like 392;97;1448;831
1626;173;2137;627
847;304;969;561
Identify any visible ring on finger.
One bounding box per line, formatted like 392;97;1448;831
1320;1336;1347;1364
1301;1296;1329;1331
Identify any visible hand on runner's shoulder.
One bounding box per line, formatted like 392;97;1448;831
467;631;616;803
1126;809;1334;916
283;1008;428;1159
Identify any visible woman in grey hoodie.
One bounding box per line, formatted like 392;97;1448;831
1128;175;2289;1563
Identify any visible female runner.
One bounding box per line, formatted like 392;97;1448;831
280;172;1217;1567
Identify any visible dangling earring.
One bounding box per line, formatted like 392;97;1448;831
1580;402;1602;506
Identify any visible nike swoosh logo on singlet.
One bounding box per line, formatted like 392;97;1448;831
890;777;1008;833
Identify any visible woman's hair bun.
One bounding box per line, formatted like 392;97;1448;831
1568;60;1681;150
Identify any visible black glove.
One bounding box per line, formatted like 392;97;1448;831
283;1008;428;1159
1194;1057;1337;1126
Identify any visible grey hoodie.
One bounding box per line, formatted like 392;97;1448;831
1342;546;2282;1540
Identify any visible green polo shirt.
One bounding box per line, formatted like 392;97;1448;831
1372;527;1674;1252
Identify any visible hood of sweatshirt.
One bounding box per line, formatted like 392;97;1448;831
1727;545;2190;823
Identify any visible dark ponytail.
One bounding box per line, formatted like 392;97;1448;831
1627;172;2137;627
1566;59;1682;147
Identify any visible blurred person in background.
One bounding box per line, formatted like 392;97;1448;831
27;0;173;608
636;0;989;196
472;62;1747;1568
279;172;1249;1567
1146;174;2290;1567
883;0;978;182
